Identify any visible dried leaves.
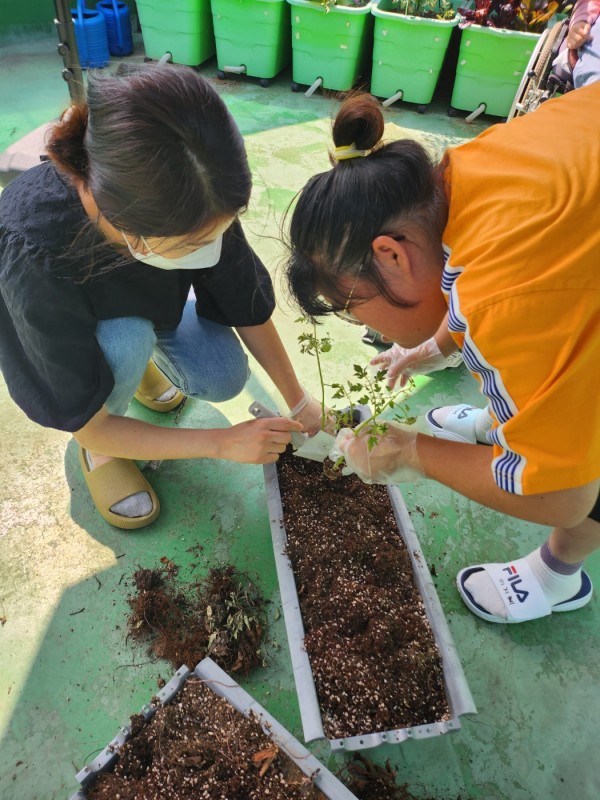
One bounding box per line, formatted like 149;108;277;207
127;563;267;675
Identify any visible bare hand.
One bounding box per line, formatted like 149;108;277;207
217;417;304;464
568;20;592;50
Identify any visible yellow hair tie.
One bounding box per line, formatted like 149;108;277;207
333;144;369;161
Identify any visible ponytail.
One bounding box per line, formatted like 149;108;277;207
331;93;384;157
46;105;89;181
286;93;444;317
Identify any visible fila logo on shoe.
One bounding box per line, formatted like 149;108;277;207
499;565;530;605
455;406;476;420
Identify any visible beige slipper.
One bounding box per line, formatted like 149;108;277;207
79;447;160;530
134;360;184;413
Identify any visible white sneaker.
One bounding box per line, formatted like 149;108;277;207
426;404;493;445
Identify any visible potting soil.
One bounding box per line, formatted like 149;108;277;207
85;677;327;799
277;449;450;738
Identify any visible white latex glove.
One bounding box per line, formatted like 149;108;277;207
371;337;463;389
333;422;423;485
288;387;336;436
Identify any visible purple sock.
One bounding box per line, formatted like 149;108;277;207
540;541;584;576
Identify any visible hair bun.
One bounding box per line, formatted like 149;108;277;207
332;94;384;152
46;104;89;180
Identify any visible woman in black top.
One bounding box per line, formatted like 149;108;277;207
0;63;317;529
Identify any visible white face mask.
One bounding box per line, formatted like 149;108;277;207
121;232;223;270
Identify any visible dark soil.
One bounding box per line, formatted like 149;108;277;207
86;677;327;799
343;754;463;800
127;563;266;675
277;449;450;739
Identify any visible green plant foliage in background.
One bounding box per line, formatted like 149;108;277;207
313;0;370;12
457;0;570;31
378;0;456;19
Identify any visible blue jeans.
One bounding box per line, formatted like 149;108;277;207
96;300;250;416
573;17;600;89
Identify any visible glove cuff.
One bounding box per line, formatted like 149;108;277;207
288;386;310;418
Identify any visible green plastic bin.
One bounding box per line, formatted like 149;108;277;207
211;0;291;81
287;0;373;92
451;25;540;117
371;2;458;106
136;0;215;66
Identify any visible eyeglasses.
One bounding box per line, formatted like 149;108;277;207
333;264;364;325
333;233;405;325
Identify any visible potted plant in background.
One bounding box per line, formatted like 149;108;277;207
136;0;216;66
449;0;564;119
287;0;374;95
211;0;291;86
370;0;458;112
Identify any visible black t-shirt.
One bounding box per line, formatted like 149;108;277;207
0;162;275;432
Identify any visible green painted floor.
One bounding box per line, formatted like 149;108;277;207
1;25;599;800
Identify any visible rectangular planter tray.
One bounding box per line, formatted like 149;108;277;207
263;460;477;751
70;657;357;800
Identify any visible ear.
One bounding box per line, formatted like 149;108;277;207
372;235;411;274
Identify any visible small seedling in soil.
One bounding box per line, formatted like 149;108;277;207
297;318;332;431
127;563;267;675
86;678;327;799
297;317;416;476
330;362;416;443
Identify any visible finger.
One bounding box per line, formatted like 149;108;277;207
370;352;390;367
269;433;293;446
266;417;304;431
334;428;354;454
267;442;288;455
386;368;400;389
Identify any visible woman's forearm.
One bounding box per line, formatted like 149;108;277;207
74;406;302;464
236;319;305;410
75;410;223;460
416;434;599;528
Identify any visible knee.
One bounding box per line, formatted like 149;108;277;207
96;317;156;386
187;347;249;402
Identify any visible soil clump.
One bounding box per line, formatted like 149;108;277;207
127;563;266;675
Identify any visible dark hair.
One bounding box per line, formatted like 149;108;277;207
285;94;446;317
46;63;252;238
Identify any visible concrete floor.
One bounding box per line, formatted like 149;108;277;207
1;24;599;800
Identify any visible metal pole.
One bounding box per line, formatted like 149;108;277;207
53;0;86;105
